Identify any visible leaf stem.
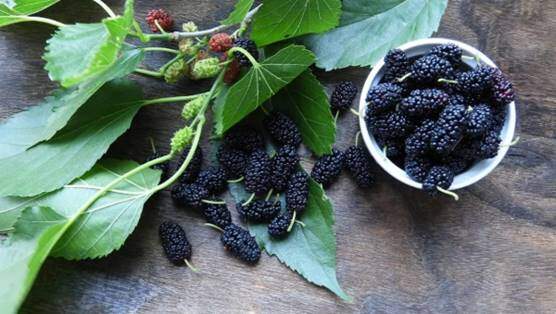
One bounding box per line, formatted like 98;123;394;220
10;16;65;28
142;47;180;54
141;93;207;106
93;0;116;18
134;68;163;78
242;193;256;206
228;46;260;67
287;210;297;232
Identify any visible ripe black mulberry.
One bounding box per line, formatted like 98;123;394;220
382;49;410;82
237;200;281;222
366;83;403;114
264;112;302;147
270;145;299;192
430;95;467;155
171;183;209;208
423;166;455;196
217;146;248;179
233;38;259;66
311;148;345;187
404;156;432;182
405;119;436;157
245;149;272;195
454;65;495;96
399;89;449;117
286;171;309;213
429;44;463;65
221;224;261;264
159;221;192;265
178;146;203;183
330;81;358;112
490;69;515;106
201;200;232;229
465;103;493;137
268;210;294;239
344;146;374;188
196;167;227;193
411;54;454;83
223;126;264;152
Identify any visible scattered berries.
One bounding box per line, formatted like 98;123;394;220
217;146;248;179
344;146;374;188
264;112;302;147
244;150;272;195
201;200;232;229
411;54;454;83
285;171;309;213
171;183;209;208
178;146;203;183
466;104;493;137
221;224;261;264
159;221;192;265
237;200;281;223
330;81;358;112
382;49;410;82
268;210;294;239
209;33;233;52
146;9;174;33
270;145;300;192
311;149;345;187
233;38;259;66
366;83;404;114
196;167;227;194
423;166;455;196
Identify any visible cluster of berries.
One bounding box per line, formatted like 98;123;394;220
364;44;515;197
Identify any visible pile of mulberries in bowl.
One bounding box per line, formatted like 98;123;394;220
364;43;516;199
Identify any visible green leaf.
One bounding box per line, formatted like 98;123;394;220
221;0;254;25
0;206;67;313
214;44;315;135
43;10;134;87
0;159;161;312
0;47;144;159
272;70;335;156
304;0;449;70
228;172;350;300
251;0;341;46
0;79;144;197
0;0;60;27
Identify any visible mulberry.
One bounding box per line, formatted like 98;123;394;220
237;200;281;222
146;9;174;33
270;145;299;192
146;152;170;179
221;224;261;264
244;149;272;195
454;65;495;96
233;38;259;66
171;183;209;208
311;148;345;187
404;156;432;182
201;200;232;229
286;171;309;213
264;112;302;147
224;58;241;84
490;69;515;106
422;166;455;196
430;95;468;155
330;81;358;112
465;104;493;137
382;49;410;82
366;83;404;114
429;44;463;65
178;146;203;183
376;137;405;159
399;89;449;117
159;221;192;265
217;146;248;179
476;129;501;159
371;112;411;140
196;167;227;194
268;210;294;239
209;33;233;52
411;54;454;84
223;126;264;152
405;119;436;157
344;146;374;188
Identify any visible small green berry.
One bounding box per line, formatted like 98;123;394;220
171;127;194;153
181;95;206;120
164;59;188;84
191;57;221;80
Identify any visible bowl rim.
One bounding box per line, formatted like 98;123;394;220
357;37;517;191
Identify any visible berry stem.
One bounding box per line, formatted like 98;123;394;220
227;177;244;183
201;199;226;205
438;78;458;84
142;47;180;54
134;68;163;78
141;93;209;106
183;259;199;272
295;220;306;227
92;0;116;18
286;210;297;232
227;47;260;67
334;110;340;123
153;20;167;34
260;105;270;116
204;223;224;233
265;189;274;201
273;193;280;204
242;193;255;206
501;136;520;147
354;131;361;147
436;186;459;201
397;72;412;82
350;108;360;117
9;16;65;28
148;137;157;154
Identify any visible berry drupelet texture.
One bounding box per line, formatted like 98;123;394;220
429;44;463;65
344;146;374;188
223;126;264;152
399;89;449;117
404;156;432;182
455;65;495;96
311;148;345;187
196;167;227;194
476;129;502;159
375;137;405;159
423;166;455;196
371;112;411;140
366;83;404;114
330;81;358;112
237;200;281;223
382;49;410;82
159;221;192;265
244;149;272;195
146;9;174;33
208;33;233;52
490;69;515;107
268;210;294;239
270;145;300;192
430;95;468;155
221;224;261;264
178;146;203;183
264;112;302;147
233;38;259;66
465;104;493;137
171;183;209;208
411;54;454;84
146;152;170;179
285;171;309;213
201;201;232;229
405;119;436;157
217;146;248;179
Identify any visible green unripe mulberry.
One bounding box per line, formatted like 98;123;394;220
164;59;188;84
171;126;194;154
191;57;221;80
181;95;206;120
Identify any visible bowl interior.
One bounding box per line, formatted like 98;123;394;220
358;38;516;191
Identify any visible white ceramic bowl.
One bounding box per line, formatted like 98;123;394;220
358;38;516;191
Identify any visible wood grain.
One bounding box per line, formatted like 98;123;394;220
0;0;554;313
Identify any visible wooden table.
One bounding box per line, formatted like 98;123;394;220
1;1;554;313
